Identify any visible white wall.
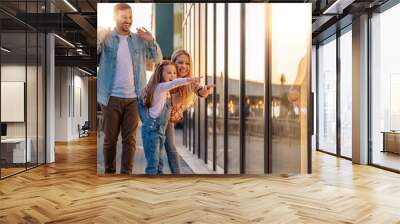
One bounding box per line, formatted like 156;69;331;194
54;67;89;141
71;72;89;138
1;64;46;164
55;66;68;141
1;65;38;138
1;65;26;139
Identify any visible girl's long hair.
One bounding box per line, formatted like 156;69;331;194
171;49;196;110
144;60;176;108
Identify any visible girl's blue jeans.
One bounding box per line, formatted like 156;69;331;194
138;98;171;175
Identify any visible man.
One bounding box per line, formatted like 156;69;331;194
97;3;162;174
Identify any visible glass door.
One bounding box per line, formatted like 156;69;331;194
339;27;352;158
317;35;337;155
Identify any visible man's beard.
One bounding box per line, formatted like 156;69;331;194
120;24;131;32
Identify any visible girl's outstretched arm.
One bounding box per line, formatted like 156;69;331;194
157;77;200;94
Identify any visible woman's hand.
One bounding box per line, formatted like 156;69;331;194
205;84;215;94
198;84;215;97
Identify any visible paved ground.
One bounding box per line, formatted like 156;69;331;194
97;126;194;174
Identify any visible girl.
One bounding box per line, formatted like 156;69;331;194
164;49;214;174
138;60;199;175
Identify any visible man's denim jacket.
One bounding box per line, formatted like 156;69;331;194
97;29;162;106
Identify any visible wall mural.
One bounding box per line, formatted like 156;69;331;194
97;3;312;175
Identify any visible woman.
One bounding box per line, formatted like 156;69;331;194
164;49;213;174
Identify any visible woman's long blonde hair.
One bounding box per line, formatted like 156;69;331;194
143;60;177;108
171;49;196;109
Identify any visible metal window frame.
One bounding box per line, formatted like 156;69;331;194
182;13;187;148
336;29;341;158
193;108;196;155
367;1;400;173
239;3;246;174
308;58;313;173
223;3;228;174
316;26;353;162
72;68;75;118
36;18;39;168
204;3;208;164
0;18;2;179
367;11;372;166
44;0;48;165
191;4;195;156
192;7;196;155
25;2;28;171
188;12;192;153
212;3;217;172
197;3;201;159
264;5;272;174
182;2;316;174
316;44;320;152
0;0;47;180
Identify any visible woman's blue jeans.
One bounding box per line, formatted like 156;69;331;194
164;123;181;174
138;98;171;175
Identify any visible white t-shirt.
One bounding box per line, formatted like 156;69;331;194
149;78;192;118
110;34;136;98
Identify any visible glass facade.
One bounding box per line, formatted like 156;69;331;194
316;26;353;159
182;3;311;174
0;1;47;179
269;4;311;173
227;3;240;174
339;28;352;159
317;35;337;155
199;3;207;163
371;3;400;171
194;4;200;158
244;4;265;174
215;3;225;172
206;3;215;169
313;1;400;173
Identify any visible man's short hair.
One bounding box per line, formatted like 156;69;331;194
113;3;131;16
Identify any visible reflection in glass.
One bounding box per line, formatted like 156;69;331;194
194;4;200;157
0;2;46;178
340;28;352;158
245;3;265;174
199;3;207;162
206;3;215;168
215;3;225;172
227;3;240;174
269;4;311;173
318;36;337;155
190;12;195;153
180;2;311;174
1;31;28;177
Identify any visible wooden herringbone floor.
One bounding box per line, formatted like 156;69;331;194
1;135;400;223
